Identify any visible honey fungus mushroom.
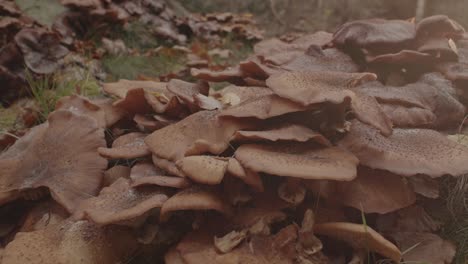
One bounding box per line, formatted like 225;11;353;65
0;110;107;213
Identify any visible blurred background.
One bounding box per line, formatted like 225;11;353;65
178;0;468;36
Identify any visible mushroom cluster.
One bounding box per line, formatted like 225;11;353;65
1;15;468;263
56;0;262;45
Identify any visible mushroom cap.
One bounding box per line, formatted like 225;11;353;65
219;94;308;120
376;205;441;234
130;162;166;180
235;143;358;181
416;15;465;39
282;46;359;73
407;175;439;198
145;110;252;161
133;114;159;132
131;175;191;189
213;85;273;105
0;110;107;212
74;178;169;226
266;71;376;106
338;120;468;177
264;71;392;134
56;95;107;128
170;224;302;264
176;156;228;185
231;124;332;145
14;28;69;74
102;165;131;187
91;98;127;127
379;104;436;128
2;219;138;264
160;186;232;221
152;155;185;177
366;50;434;65
332;18;415;50
102;79;168;114
389;232;456;264
98;132;150;159
191;67;243;83
334;167;416;214
166;79;209;111
226;158;264;192
314;222;401;262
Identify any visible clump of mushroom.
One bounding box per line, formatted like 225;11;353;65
2;14;468;264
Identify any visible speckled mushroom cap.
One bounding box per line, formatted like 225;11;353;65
2;219;138;264
323;167;416;214
98;132;150;159
338;120;468;177
235;143;359;181
55;95;107;128
231;124;331;145
145;110;252;161
176;156;229;185
0;110;107;212
265;70;392;135
219;94;308;119
332;18;415;51
357;73;465;129
160;186;232;221
74;178;169;226
314;222;401;262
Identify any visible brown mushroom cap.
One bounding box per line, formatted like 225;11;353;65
98;132;150;159
14;28;69;74
2;219;138;264
231;124;332;145
176;156;228;185
152;155;185;177
169;225;290;264
266;71;374;106
314;222;401;262
415;15;465;39
160;186;232;221
332;18;415;51
282;46;359;73
226;158;264;192
357;73;465;128
74;178;169;226
167;79;209;111
265;70;393;135
235;143;358;181
219;94;308;119
91;98;127;127
389;232;456;264
0;110;107;212
102;165;131;187
130;162;165;180
190;67;244;83
366;49;434;65
379;104;436;128
56;95;107;128
131;175;191;189
145;110;252;161
338;120;468;177
334;167;416;214
130;161;190;188
213;85;273;104
102;79;168;114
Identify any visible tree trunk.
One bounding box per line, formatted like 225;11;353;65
415;0;426;21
